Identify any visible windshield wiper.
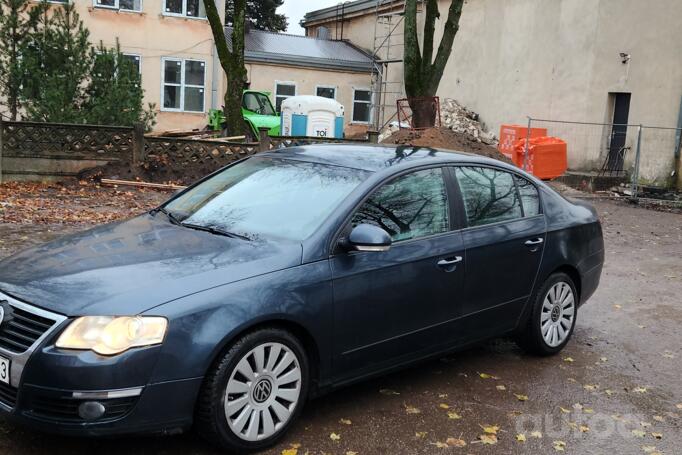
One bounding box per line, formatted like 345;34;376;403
181;222;251;241
151;207;182;226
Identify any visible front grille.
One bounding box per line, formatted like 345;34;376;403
0;381;18;408
0;303;56;354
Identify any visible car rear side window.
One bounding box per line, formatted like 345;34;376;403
352;168;449;242
515;176;541;216
455;167;523;227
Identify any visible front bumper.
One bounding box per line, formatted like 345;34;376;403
0;378;202;436
0;292;202;436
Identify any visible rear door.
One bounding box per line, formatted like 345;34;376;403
330;167;465;379
453;166;546;339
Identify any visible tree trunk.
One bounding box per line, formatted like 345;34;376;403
403;0;464;128
204;0;248;136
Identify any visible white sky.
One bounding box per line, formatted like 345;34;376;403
278;0;343;35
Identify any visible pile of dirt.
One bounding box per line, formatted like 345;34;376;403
381;127;512;164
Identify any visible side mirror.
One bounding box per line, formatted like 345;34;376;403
345;224;392;252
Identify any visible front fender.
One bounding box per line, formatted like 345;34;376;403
145;260;333;385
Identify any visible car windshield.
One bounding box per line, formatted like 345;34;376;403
164;157;369;241
243;92;276;116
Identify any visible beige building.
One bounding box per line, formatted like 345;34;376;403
303;0;682;187
63;0;227;132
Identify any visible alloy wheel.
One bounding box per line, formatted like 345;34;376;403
224;342;302;441
540;281;575;347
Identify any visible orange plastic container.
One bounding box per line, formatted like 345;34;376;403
513;137;568;180
498;124;547;163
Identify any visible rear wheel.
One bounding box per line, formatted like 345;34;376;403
516;272;578;355
196;328;308;452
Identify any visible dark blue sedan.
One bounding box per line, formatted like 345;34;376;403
0;145;603;451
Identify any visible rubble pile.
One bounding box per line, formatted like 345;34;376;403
440;98;497;145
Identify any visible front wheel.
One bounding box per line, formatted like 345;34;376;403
516;272;578;355
196;328;309;452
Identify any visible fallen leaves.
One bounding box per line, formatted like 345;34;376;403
438;403;450;409
515;433;526;442
478;434;498;445
478;372;500;379
0;181;165;225
405;405;421;414
514;393;529;402
633;386;648;393
446;437;466;448
281;449;298;455
553;440;567;451
479;424;500;435
632;429;647;438
379;388;400;396
447;411;462;420
530;431;543;438
651;432;663;439
330;432;341;441
339;418;352;425
677;403;682;410
563;357;574;363
495;385;507;391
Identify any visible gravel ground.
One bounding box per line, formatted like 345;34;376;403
0;194;680;455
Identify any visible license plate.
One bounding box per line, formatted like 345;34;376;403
0;356;9;385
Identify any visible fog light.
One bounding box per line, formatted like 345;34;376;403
78;401;106;421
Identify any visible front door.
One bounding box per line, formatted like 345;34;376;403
330;167;465;379
453;166;546;339
608;92;632;173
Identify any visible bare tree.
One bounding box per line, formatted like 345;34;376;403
203;0;247;135
403;0;464;128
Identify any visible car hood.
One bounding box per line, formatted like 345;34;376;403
0;214;302;316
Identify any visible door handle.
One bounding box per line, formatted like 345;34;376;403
524;238;544;246
437;256;462;272
438;257;463;266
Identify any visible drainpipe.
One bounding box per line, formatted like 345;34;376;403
673;98;682;190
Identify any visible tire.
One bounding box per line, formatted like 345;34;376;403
196;328;309;452
516;272;578;355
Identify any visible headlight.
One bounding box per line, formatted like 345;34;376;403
56;316;168;356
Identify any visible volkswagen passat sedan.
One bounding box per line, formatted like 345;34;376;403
0;145;603;451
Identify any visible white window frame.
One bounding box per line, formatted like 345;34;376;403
122;53;142;75
162;0;206;19
274;81;297;112
351;87;372;124
315;85;337;100
92;0;142;12
160;57;207;113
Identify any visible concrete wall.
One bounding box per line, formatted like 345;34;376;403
304;0;682;186
243;63;373;135
72;1;225;132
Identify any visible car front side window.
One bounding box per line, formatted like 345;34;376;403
351;168;449;242
455;166;523;227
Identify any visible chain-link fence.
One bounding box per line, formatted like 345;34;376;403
524;118;681;201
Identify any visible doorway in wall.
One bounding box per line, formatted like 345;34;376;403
606;92;631;174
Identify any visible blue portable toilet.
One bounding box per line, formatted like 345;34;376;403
280;96;344;138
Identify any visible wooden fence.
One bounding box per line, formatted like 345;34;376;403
0;120;372;182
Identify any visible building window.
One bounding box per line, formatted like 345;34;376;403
275;82;296;112
316;86;336;100
162;58;206;112
352;88;371;123
122;54;141;75
93;0;141;11
164;0;206;18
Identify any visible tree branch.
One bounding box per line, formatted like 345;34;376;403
428;0;463;94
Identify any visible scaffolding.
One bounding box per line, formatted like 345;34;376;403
370;0;419;131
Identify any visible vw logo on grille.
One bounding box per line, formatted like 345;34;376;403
252;379;272;404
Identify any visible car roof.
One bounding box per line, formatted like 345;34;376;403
263;143;516;173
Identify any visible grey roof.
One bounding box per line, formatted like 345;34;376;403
302;0;395;25
225;28;374;73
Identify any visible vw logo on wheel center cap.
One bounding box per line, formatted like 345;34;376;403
252;378;273;403
551;305;561;322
